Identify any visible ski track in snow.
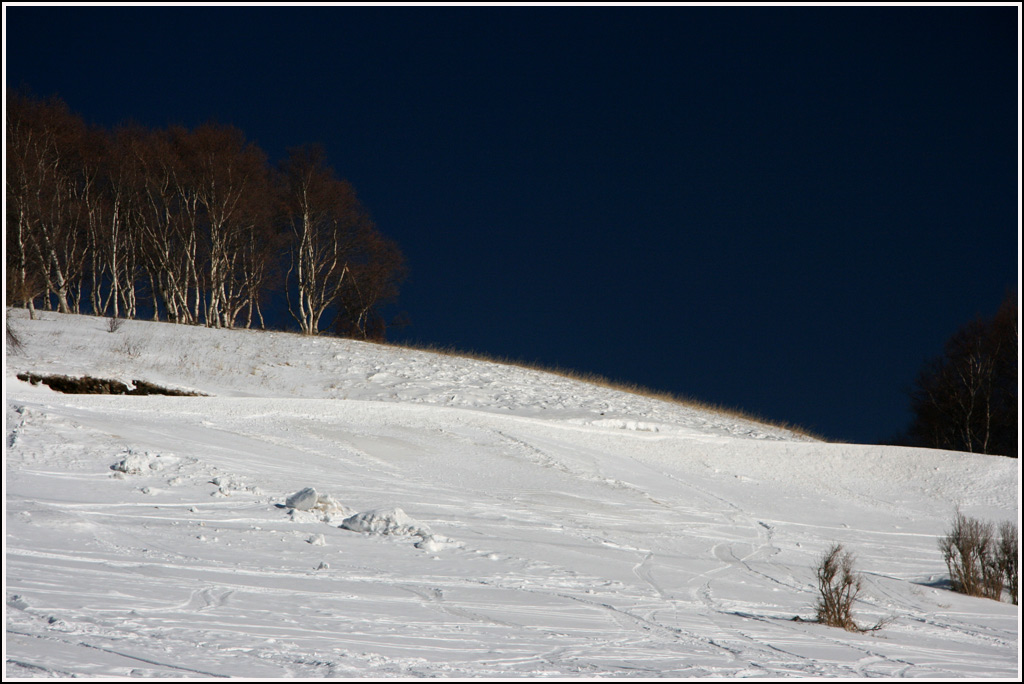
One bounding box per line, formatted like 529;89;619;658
4;310;1020;678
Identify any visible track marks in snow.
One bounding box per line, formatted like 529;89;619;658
632;552;672;601
398;584;524;629
8;629;230;677
167;587;235;614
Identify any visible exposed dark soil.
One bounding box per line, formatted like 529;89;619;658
16;373;205;397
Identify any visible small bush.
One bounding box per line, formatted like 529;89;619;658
814;543;864;631
939;510;1007;601
107;316;125;333
811;543;891;633
996;521;1018;605
118;335;143;358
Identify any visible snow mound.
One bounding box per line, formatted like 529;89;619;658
110;450;177;475
340;507;431;537
285;487;351;517
339;507;459;550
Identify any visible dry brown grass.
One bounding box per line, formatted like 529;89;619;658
7;316;25;354
372;338;825;441
12;310;824;440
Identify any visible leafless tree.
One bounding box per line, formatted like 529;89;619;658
6;92;89;314
79;124;119;317
127;127;202;324
334;230;407;340
907;292;1018;456
101;126;149;320
171;124;274;328
280;145;377;335
5;96;46;316
7;92;405;338
234;211;283;330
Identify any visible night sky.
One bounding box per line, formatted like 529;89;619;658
5;5;1019;445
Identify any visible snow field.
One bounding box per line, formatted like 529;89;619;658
4;310;1020;677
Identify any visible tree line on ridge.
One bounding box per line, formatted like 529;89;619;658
6;90;406;339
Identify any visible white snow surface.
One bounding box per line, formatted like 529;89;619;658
4;310;1019;678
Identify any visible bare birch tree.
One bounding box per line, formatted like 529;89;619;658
6;91;46;316
102;127;148;320
128;127;201;324
334;230;407;340
281;146;374;336
173;124;272;328
6;92;405;338
6;92;89;314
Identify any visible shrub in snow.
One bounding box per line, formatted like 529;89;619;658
938;510;1002;601
996;521;1018;605
340;507;430;538
812;543;888;633
814;543;862;632
939;510;1016;603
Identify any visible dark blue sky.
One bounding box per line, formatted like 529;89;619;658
5;5;1019;444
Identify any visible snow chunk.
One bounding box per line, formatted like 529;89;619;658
340;507;431;537
314;493;348;516
110;450;175;475
414;534;462;552
283;488;352;521
285;487;319;511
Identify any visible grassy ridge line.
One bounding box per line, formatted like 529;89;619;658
6;309;824;441
374;337;826;442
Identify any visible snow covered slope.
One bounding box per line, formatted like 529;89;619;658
4;310;1019;678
